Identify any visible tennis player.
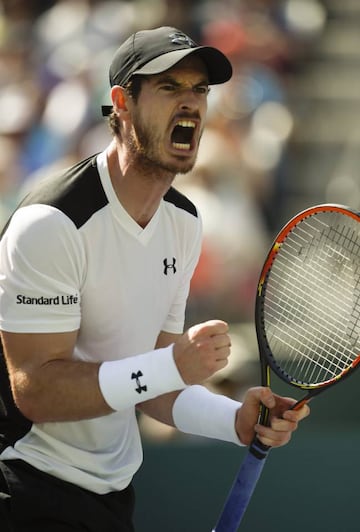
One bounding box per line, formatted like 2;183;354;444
0;27;309;531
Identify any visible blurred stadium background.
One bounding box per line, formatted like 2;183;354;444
0;0;359;530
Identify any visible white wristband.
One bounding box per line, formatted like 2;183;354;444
172;385;244;446
98;345;186;411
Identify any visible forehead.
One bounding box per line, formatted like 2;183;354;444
152;55;209;83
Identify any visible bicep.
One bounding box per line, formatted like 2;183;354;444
0;329;108;423
1;329;79;392
1;330;79;374
1;329;79;414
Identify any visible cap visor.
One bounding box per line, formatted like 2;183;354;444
133;46;232;85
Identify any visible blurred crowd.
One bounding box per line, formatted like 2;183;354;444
0;0;329;440
0;0;327;325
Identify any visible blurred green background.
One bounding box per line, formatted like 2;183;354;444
134;372;360;532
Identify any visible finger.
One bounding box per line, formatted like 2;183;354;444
270;417;298;432
283;403;310;422
212;333;231;350
258;433;291;448
206;319;229;333
190;320;229;339
214;357;229;371
255;425;291;448
214;349;231;365
258;387;276;410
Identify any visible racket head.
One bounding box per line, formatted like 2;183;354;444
255;204;360;396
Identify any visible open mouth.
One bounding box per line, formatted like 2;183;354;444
171;120;196;151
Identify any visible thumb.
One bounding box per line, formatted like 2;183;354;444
258;387;276;410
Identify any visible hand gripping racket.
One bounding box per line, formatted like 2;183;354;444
212;204;360;532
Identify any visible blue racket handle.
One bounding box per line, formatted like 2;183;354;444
212;439;270;532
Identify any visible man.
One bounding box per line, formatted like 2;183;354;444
0;27;309;531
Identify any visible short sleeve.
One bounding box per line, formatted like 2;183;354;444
0;204;85;333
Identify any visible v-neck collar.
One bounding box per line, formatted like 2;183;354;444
96;150;161;245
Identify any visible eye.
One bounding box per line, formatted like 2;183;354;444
194;86;210;95
161;84;178;92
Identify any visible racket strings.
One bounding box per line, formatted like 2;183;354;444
267;244;353;366
263;213;360;385
265;278;353;383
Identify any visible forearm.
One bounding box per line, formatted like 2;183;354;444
11;358;110;423
137;390;181;426
2;320;231;425
3;333;185;423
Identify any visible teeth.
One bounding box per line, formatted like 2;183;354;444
173;142;191;150
176;120;195;128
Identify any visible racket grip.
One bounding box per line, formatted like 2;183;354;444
212;438;270;532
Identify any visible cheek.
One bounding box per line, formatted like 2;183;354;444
200;100;208;122
133;104;167;136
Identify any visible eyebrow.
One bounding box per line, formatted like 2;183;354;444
153;74;209;88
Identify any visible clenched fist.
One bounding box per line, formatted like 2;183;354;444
173;320;231;384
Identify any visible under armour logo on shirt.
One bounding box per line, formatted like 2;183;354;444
163;257;177;275
131;371;147;394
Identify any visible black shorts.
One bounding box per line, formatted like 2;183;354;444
0;459;135;531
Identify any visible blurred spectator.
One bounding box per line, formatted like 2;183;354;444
0;3;326;323
176;123;270;324
0;1;330;433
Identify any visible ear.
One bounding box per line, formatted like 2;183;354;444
110;85;129;114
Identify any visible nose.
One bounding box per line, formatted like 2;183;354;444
178;88;203;112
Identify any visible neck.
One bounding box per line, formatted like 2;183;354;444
106;140;175;228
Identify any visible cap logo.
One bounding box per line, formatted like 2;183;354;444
169;31;196;48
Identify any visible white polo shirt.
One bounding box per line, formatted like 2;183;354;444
0;150;202;493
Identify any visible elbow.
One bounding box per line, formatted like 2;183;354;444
13;390;42;423
14;397;42;423
11;373;45;423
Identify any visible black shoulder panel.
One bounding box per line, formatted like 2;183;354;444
163;186;198;218
3;155;108;234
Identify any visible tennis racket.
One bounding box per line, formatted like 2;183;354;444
212;203;360;532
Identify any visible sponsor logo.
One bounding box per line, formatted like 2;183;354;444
16;294;79;305
131;371;147;394
163;257;177;275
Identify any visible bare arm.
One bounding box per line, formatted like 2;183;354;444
1;330;111;423
1;319;232;424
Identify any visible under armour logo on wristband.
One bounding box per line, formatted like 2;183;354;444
163;257;176;275
131;371;147;394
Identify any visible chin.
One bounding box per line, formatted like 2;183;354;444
177;163;196;175
166;162;195;175
168;153;197;175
